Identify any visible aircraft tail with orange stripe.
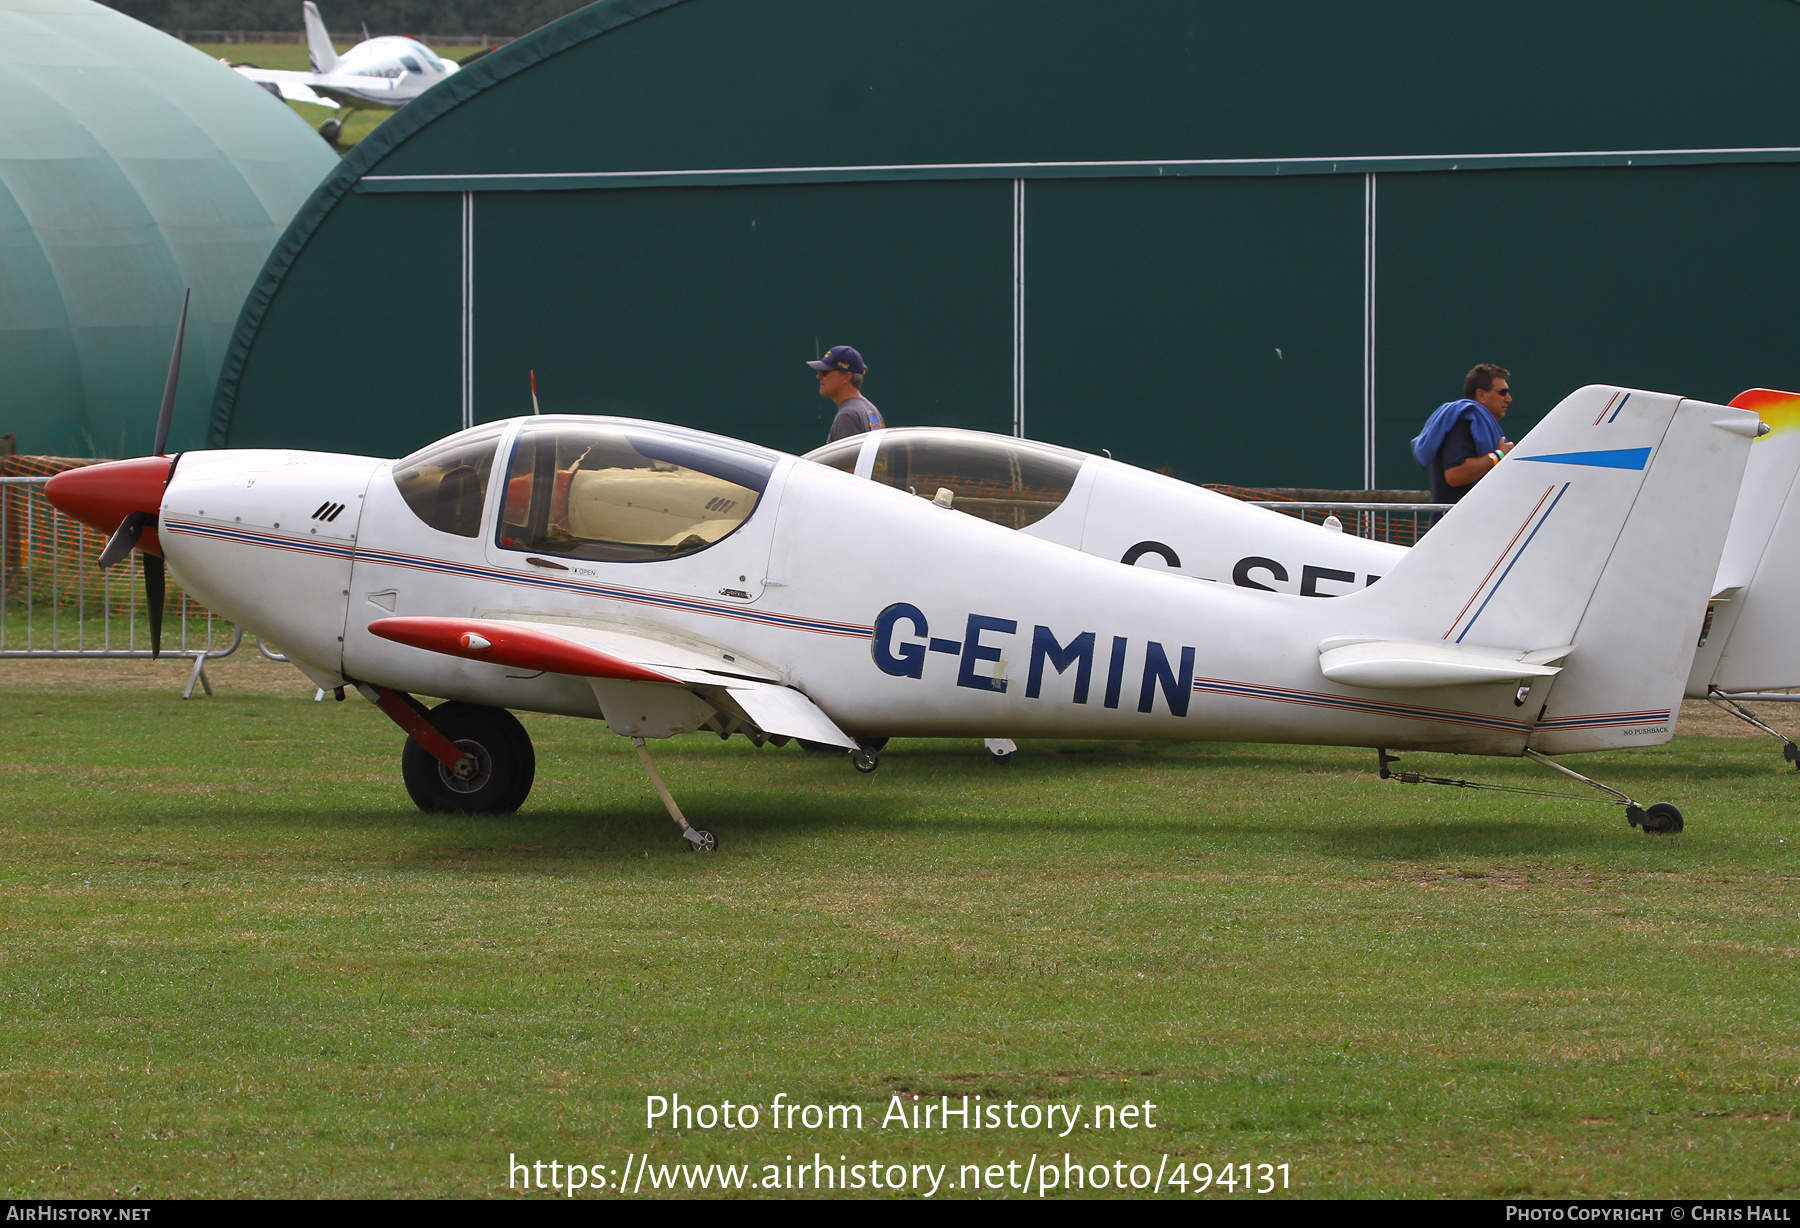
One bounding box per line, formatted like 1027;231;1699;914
1686;388;1800;697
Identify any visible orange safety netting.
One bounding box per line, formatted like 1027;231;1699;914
1;455;106;577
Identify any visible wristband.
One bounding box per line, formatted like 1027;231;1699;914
1488;450;1503;463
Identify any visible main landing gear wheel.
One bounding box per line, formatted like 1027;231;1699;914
850;742;881;773
401;701;536;814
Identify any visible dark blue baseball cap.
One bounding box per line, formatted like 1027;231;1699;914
807;344;866;375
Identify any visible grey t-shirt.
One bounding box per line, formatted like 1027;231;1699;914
826;395;885;442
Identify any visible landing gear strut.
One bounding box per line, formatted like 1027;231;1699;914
1522;749;1683;834
1707;691;1800;771
1377;746;1684;834
632;737;717;852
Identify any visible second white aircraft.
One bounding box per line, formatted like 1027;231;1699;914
232;1;460;113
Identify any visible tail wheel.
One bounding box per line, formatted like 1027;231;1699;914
400;701;536;814
1640;802;1684;835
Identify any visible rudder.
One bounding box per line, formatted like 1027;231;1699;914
1687;388;1800;695
303;1;339;73
1528;394;1758;751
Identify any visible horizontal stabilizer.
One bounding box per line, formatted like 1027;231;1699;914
1318;637;1567;690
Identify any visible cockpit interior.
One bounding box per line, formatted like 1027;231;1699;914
392;421;778;562
807;429;1082;530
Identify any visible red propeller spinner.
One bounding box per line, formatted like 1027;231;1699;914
45;455;174;555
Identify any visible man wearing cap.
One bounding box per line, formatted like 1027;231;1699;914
808;345;885;443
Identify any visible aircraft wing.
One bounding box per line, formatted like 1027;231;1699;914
367;615;858;749
233;65;401;96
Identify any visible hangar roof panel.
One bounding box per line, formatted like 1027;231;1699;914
339;0;1800;185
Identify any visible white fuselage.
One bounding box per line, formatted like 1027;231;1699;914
322;36;457;107
153;430;1532;758
150;394;1752;763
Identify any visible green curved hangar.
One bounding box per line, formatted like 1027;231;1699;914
0;0;338;458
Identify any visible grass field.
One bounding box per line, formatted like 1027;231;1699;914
2;655;1797;1199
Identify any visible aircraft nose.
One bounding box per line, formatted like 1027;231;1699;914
45;456;175;538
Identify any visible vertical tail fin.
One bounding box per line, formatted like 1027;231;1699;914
1689;388;1800;694
1340;385;1756;752
303;1;339;73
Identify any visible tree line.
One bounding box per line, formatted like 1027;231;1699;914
100;0;593;38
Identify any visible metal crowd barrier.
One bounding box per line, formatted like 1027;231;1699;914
1244;500;1455;547
0;474;242;697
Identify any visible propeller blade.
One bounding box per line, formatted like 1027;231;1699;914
98;509;153;569
144;553;166;660
153;289;190;457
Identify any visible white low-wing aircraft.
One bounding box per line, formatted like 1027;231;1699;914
231;1;458;112
48;353;1759;844
817;388;1800;765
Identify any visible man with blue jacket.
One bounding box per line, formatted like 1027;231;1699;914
1413;364;1514;505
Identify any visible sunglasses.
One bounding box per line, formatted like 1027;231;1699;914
1491;388;1513;397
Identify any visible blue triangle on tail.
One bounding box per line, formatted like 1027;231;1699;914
1512;447;1651;471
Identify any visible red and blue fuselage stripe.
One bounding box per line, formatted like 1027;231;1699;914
163;519;873;638
168;518;1646;737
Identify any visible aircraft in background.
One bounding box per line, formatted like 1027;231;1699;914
812;395;1800;766
231;0;459;124
47;358;1756;843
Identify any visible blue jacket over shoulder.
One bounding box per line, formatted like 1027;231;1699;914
1412;399;1504;469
